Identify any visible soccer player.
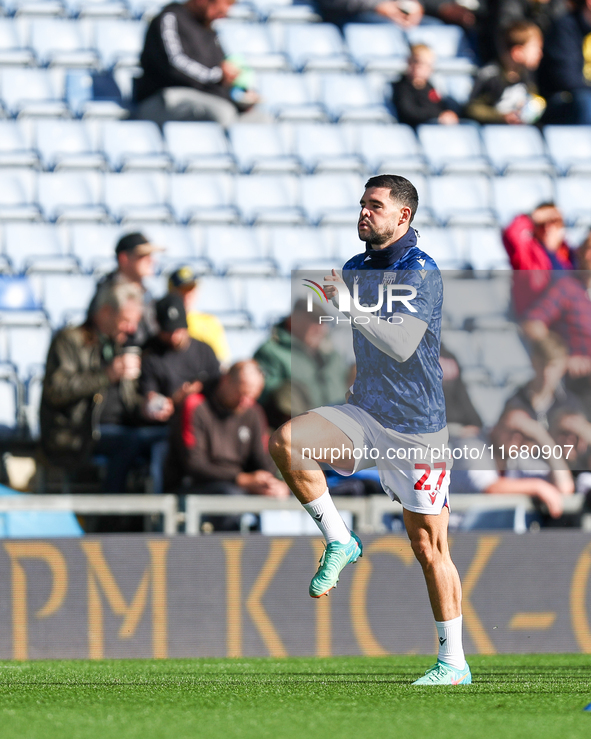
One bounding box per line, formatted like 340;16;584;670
269;174;471;686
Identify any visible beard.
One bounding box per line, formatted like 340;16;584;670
357;220;397;247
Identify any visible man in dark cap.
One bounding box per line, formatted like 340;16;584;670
168;265;230;363
140;292;220;424
89;232;165;347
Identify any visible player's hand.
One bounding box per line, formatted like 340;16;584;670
323;268;345;301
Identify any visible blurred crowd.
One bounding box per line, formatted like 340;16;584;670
37;210;591;530
133;0;591;127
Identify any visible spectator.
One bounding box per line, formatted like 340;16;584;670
40;284;159;494
168;266;230;364
466;20;545;124
454;408;574;518
489;0;567;58
504;333;583;428
440;344;482;437
254;299;349;429
393;44;460;127
89;232;163;347
314;0;424;29
538;0;591;125
166;361;289;528
502;202;574;316
135;0;264;128
140;292;220;424
550;408;591;473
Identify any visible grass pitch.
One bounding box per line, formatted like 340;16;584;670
0;655;590;739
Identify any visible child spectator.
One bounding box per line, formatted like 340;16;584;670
393;44;459;127
466;20;545;124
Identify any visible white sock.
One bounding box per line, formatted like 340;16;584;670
436;615;465;670
303;489;351;545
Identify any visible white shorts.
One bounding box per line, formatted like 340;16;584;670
311;404;452;515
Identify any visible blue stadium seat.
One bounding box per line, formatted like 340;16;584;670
442;275;510;328
282;24;351;72
65;0;127;19
292;123;363;173
0;68;68;118
163;121;235;172
319;73;392;123
429;175;495;227
264;2;319;23
203;225;275;274
32;272;96;326
355;123;426;174
4;223;78;273
69;222;121;272
418;124;490;175
192;275;241;313
7;324;52;378
456;227;511;271
216;20;287;71
544;125;591;176
225;327;268;361
143;224;210;275
436;73;474;106
169;173;237;224
555;177;591;227
482;125;553;175
0;19;35;66
0;275;42;311
29;18;97;67
406;25;474;73
94;20;145;69
413;227;464;269
330;223;366;264
344;23;408;74
257;72;327;121
267;225;333;274
101;120;170;171
478;328;533;386
65;69;127;119
235;174;303;225
0;121;39;168
5;0;64;18
300;172;363;225
104;171;171;222
228;123;299;173
35;119;105;170
0;369;19;434
243;276;291;326
492;174;554;226
0;169;40;222
126;0;166;19
38;171;106;222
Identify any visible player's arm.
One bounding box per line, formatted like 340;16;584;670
325;269;428;363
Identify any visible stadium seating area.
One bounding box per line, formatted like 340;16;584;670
0;0;589;446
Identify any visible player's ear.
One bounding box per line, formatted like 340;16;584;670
399;206;412;225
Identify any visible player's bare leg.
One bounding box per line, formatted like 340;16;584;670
269;412;355;503
269;413;363;597
404;507;470;684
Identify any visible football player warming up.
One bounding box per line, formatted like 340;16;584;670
269;174;471;686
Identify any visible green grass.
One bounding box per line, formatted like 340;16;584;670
0;656;590;739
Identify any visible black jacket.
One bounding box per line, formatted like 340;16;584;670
538;10;591;96
393;76;448;127
135;2;231;103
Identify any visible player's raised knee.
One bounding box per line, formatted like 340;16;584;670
409;530;437;568
269;422;291;465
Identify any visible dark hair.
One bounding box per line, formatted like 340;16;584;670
504;20;542;51
364;174;419;223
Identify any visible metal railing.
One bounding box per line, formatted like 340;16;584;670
0;493;585;536
0;494;179;536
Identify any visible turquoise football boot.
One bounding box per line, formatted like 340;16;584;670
412;660;472;686
309;532;363;598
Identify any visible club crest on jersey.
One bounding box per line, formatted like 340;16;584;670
382;272;397;284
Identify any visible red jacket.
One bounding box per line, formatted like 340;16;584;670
502;214;574;316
